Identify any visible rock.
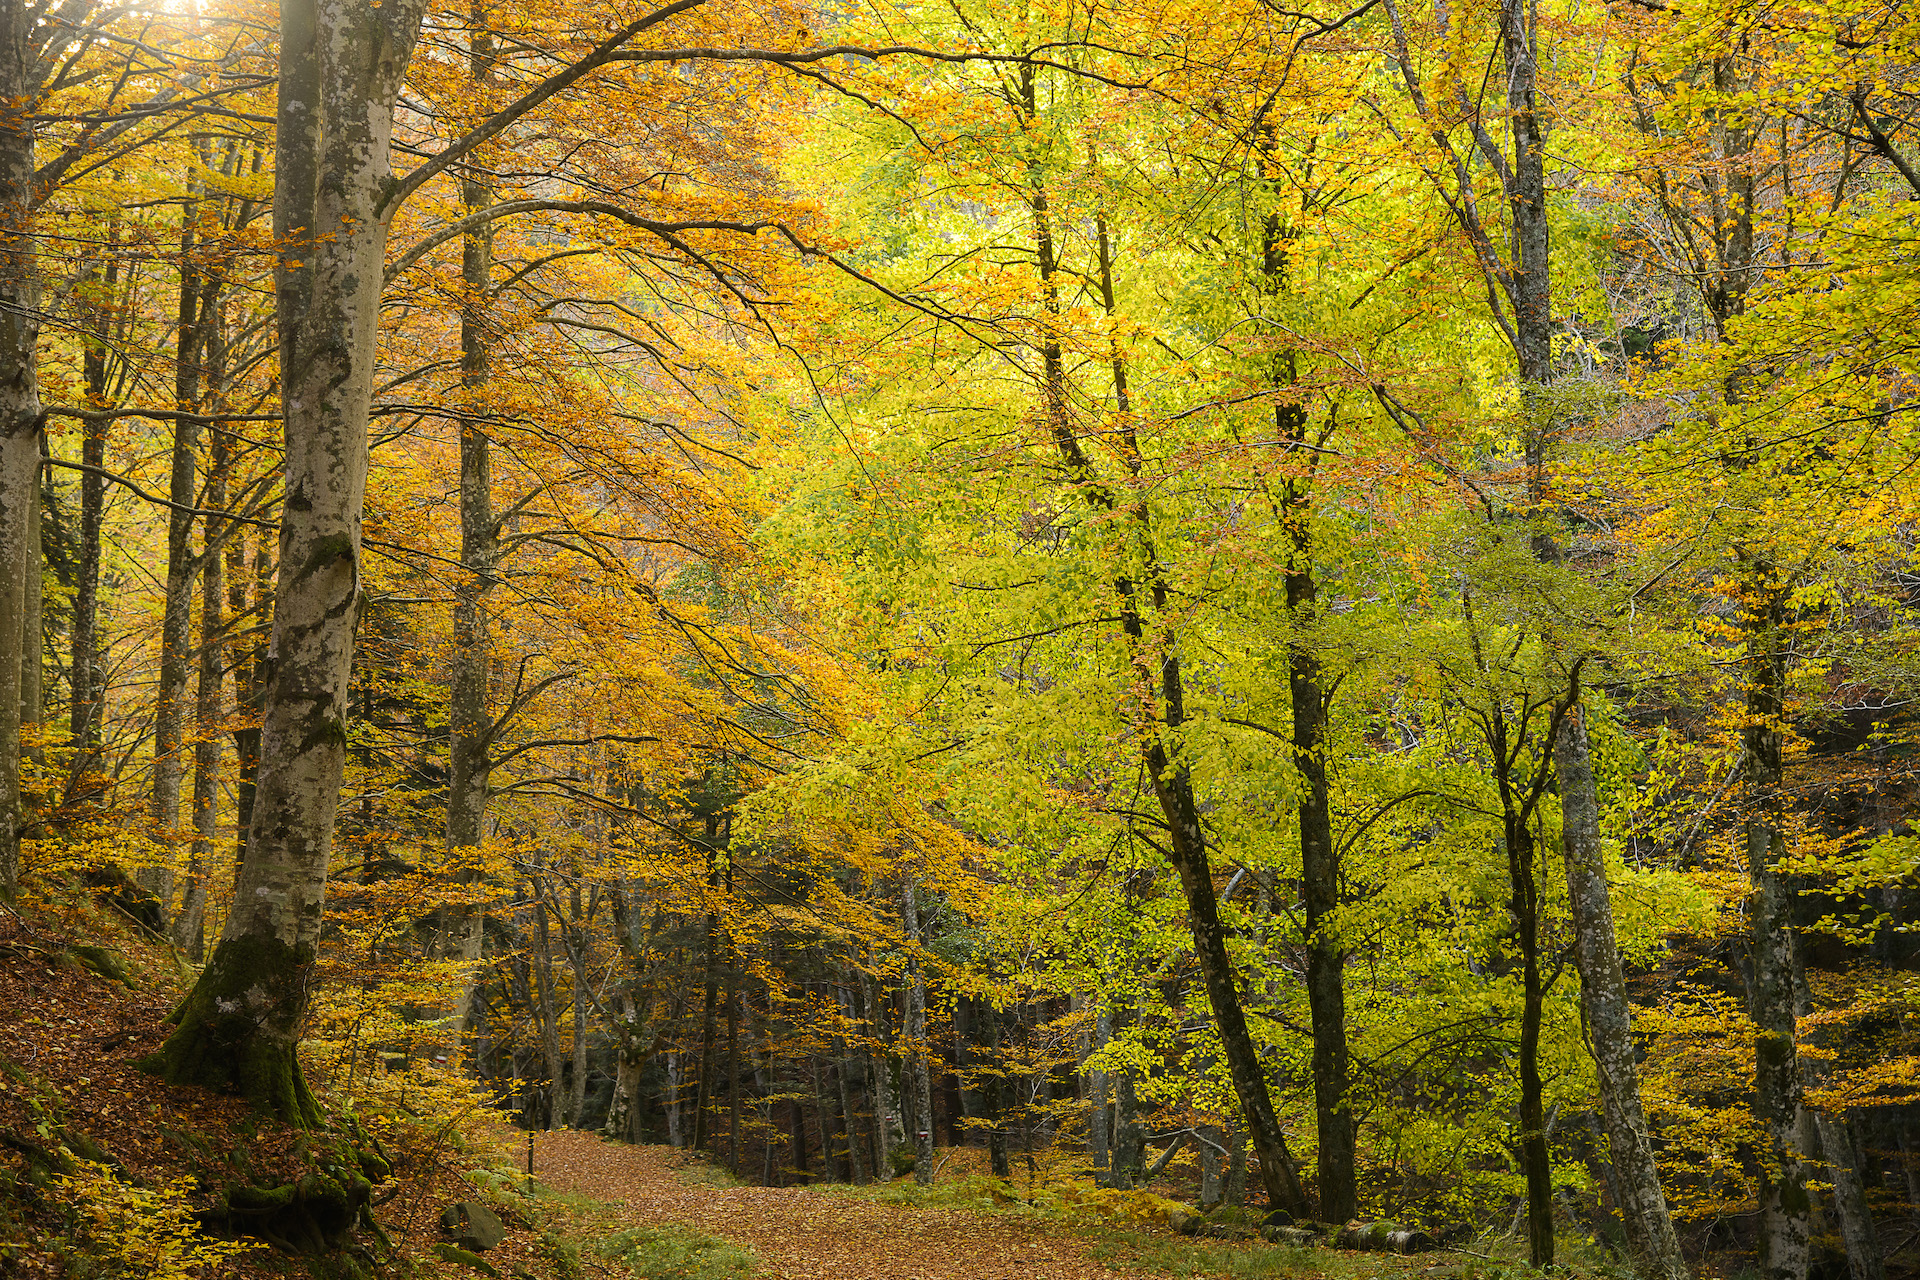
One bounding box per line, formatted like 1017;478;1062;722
1387;1229;1436;1254
433;1244;500;1276
1166;1208;1201;1235
1261;1208;1294;1229
441;1202;507;1251
65;945;130;984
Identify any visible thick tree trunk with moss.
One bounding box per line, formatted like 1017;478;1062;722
149;0;430;1121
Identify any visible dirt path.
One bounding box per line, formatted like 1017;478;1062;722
531;1131;1136;1280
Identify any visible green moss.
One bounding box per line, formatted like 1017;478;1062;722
435;1244;501;1276
140;932;323;1126
64;944;130;984
597;1226;757;1280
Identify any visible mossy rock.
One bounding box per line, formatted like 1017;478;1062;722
64;944;130;984
435;1244;501;1276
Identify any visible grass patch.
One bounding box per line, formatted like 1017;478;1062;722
598;1224;757;1279
672;1160;747;1189
1083;1227;1350;1279
831;1173;1054;1215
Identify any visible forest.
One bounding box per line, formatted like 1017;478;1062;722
0;0;1915;1277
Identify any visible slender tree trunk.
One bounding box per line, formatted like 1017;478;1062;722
1089;1003;1111;1170
178;323;229;959
900;878;937;1185
532;891;566;1128
692;839;720;1150
568;886;589;1128
441;1;498;1052
727;978;742;1173
1068;147;1308;1219
1744;561;1813;1280
144;187;212;916
1554;710;1689;1280
1506;816;1555;1265
150;0;431;1121
68;245;118;809
229;532;268;867
1286;526;1351;1221
863;968;901;1173
1792;963;1883;1280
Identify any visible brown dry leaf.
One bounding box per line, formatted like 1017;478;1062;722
533;1131;1138;1280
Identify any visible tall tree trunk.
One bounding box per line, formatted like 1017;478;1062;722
1507;817;1554;1265
1089;1003;1111;1170
863;967;901;1173
1254;166;1356;1223
727;978;742;1173
1069;155;1307;1219
442;0;497;1052
532;890;566;1128
145;189;211;917
1743;560;1812;1280
0;14;47;899
68;243;118;809
178;321;229;960
1285;504;1351;1221
568;884;589;1128
833;993;867;1184
1555;710;1689;1280
900;878;937;1185
229;532;268;867
149;0;431;1122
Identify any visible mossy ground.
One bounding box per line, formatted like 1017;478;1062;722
597;1225;758;1280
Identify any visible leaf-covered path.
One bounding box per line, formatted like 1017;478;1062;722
532;1131;1136;1280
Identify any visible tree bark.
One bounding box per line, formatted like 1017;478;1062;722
863;967;901;1173
145;192;210;917
900;878;937;1185
149;0;431;1121
1743;561;1812;1280
178;316;229;960
68;241;118;808
1555;707;1689;1280
1089;1003;1111;1170
441;0;497;1052
0;9;48;899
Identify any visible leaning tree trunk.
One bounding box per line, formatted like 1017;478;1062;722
1066;144;1308;1220
1555;708;1689;1280
148;0;429;1123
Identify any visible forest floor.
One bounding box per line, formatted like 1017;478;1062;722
531;1130;1438;1280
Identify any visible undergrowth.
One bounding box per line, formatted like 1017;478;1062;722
597;1224;758;1279
1084;1230;1346;1279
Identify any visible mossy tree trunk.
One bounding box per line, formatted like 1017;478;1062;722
150;0;430;1121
